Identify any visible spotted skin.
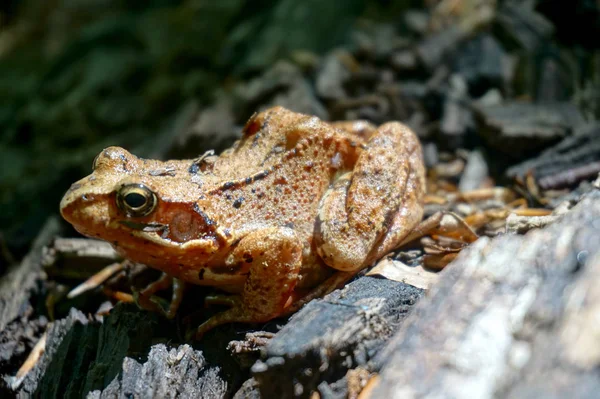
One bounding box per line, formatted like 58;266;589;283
60;106;425;338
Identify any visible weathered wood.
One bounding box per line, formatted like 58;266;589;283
439;75;474;145
252;276;424;398
16;308;91;397
0;313;47;397
495;1;554;52
11;303;228;398
166;99;240;160
458;149;489;192
235;61;328;120
416;25;468;71
454;34;506;95
88;344;227;399
506;123;600;189
367;189;600;398
316;51;352;101
42;237;120;280
0;218;59;332
233;378;261;399
474;101;585;155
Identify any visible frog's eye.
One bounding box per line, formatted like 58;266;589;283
116;184;157;217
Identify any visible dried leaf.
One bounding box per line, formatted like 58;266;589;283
366;258;439;290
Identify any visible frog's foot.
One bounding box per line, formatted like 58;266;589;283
283;270;355;315
136;273;185;319
195;227;302;339
316;122;425;272
195;299;261;339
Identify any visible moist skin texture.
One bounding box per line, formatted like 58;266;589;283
60;106;425;337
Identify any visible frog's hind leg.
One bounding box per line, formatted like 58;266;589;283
195;227;302;339
316;122;425;272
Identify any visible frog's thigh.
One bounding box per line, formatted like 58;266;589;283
196;227;302;337
316;122;425;272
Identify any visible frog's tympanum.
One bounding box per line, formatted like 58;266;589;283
60;107;425;338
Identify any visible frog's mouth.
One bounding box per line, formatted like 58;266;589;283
118;220;169;237
117;207;225;245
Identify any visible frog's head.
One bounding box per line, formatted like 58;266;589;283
60;147;227;268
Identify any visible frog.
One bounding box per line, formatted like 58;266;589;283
60;106;425;338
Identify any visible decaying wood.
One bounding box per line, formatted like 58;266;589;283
494;1;554;52
13;304;227;398
474;101;586;154
42;237;120;280
416;25;469;71
439;76;473;143
0;219;58;397
88;344;227;399
252;276;424;398
232;378;261;399
167;99;240;160
15;308;90;396
367;189;600;398
506;123;600;189
0;218;59;332
458;149;489;192
453;34;505;95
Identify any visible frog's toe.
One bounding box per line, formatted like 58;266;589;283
134;274;185;319
134;289;169;316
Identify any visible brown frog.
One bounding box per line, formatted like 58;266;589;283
60;106;425;338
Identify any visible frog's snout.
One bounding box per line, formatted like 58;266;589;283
60;189;82;226
60;180;101;226
60;181;84;218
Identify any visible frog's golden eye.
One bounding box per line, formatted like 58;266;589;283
116;184;157;217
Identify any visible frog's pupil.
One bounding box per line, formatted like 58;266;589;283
125;192;146;208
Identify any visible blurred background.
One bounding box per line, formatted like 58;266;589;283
1;0;599;273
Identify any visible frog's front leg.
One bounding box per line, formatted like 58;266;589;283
136;274;185;319
195;227;302;338
316;122;425;272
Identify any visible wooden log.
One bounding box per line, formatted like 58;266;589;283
0;218;59;332
252;276;424;398
12;303;227;398
506;123;600;189
494;1;554;52
88;343;227;399
474;101;585;155
42;237;120;280
367;189;600;398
